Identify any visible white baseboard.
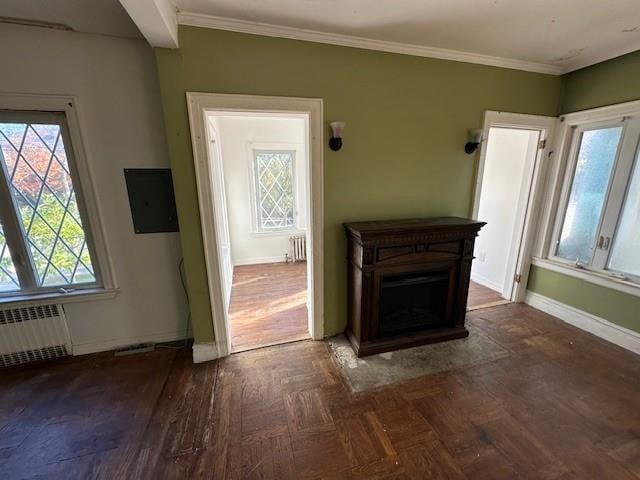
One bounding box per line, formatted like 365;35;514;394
525;291;640;356
72;330;189;356
192;342;219;363
234;256;286;266
470;272;504;294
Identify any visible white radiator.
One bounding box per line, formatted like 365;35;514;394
0;304;72;367
290;234;307;262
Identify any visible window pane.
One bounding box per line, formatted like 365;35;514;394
254;151;295;231
0;223;20;292
609;148;640;276
0;121;96;287
556;127;622;263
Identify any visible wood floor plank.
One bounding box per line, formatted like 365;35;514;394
290;429;352;478
334;410;397;468
467;281;507;310
398;440;468;479
284;387;335;433
241;433;296;480
476;415;569;479
229;262;309;352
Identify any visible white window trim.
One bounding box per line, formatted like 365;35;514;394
548;119;628;267
0;288;119;309
531;257;640;298
535;99;640;298
0;93;117;305
246;141;305;236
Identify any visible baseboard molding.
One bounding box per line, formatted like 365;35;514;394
72;330;189;356
192;342;219;363
234;256;286;266
470;272;504;294
525;291;640;355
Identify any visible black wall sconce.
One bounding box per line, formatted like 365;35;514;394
465;129;483;154
329;121;345;151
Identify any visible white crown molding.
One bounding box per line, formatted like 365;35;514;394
177;12;565;76
525;291;640;356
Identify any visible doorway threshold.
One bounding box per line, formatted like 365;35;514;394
467;299;511;311
231;334;311;354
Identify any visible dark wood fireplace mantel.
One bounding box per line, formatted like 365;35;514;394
344;217;485;357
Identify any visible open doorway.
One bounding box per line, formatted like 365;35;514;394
208;113;310;352
469;111;555;310
187;93;323;361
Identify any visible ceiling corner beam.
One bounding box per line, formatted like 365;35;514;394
119;0;178;48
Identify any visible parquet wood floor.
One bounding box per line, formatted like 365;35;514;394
229;262;309;352
1;303;639;479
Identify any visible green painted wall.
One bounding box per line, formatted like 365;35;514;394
528;49;640;335
528;267;640;333
155;25;562;342
561;49;640;113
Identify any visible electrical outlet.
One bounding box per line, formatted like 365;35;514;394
477;252;486;262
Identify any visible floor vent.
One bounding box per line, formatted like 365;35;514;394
0;304;71;367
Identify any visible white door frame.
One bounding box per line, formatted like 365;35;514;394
472;111;556;303
206;121;233;309
186;93;324;359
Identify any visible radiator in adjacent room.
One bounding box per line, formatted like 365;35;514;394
290;234;307;262
0;304;72;367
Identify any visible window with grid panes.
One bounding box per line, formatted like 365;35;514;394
0;111;100;295
252;150;297;232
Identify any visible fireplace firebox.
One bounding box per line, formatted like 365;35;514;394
344;217;485;357
379;270;449;336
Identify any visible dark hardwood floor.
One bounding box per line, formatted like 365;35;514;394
1;303;639;479
229;262;309;352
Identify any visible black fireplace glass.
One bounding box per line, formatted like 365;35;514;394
379;270;449;336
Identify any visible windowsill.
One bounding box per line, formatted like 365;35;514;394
250;229;305;238
531;257;640;298
0;287;119;308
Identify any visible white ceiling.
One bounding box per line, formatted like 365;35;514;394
173;0;640;74
0;0;142;39
4;0;639;74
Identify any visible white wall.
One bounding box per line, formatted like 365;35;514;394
0;23;188;354
215;115;307;266
472;127;539;294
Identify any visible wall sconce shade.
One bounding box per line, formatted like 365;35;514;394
465;128;483;154
329;121;345;151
